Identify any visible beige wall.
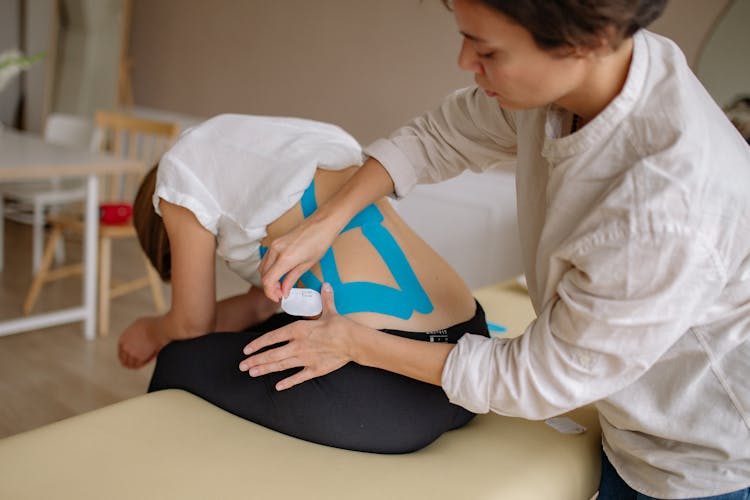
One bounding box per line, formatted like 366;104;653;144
129;0;731;144
694;0;750;107
51;0;124;118
650;0;731;67
129;0;471;144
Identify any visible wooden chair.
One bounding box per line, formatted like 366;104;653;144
23;111;181;336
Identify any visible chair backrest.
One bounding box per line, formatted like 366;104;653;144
91;110;180;203
44;113;94;149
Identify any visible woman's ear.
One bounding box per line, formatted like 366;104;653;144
592;25;623;56
564;26;619;59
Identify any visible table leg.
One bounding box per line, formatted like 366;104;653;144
82;174;98;340
0;181;94;336
0;196;4;273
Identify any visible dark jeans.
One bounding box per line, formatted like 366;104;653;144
598;450;750;500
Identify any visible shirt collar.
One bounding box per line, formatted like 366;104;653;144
541;30;650;161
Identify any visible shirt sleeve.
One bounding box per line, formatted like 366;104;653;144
364;86;518;198
154;149;222;235
441;225;725;418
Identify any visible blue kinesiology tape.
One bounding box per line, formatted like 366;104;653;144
487;321;507;334
260;180;433;319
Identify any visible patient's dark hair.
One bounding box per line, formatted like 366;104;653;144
443;0;667;51
133;165;171;282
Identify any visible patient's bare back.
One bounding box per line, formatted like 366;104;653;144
263;167;475;332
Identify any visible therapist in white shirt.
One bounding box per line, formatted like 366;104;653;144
240;1;750;498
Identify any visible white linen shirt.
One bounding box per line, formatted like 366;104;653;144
365;31;750;498
155;114;362;287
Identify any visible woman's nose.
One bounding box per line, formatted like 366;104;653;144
458;38;484;75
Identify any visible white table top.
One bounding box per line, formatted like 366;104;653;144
0;128;144;179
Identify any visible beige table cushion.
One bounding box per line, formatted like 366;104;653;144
474;278;537;340
0;389;600;500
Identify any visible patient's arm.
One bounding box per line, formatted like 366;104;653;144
118;201;217;368
119;201;284;368
215;286;278;331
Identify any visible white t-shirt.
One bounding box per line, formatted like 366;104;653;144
365;30;750;498
154;114;362;286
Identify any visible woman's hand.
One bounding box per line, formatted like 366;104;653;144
238;284;357;390
259;158;396;302
118;316;169;369
259;216;338;302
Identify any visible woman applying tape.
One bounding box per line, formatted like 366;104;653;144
119;113;489;453
252;1;750;498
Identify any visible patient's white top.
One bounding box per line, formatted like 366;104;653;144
154;114;362;286
365;30;750;497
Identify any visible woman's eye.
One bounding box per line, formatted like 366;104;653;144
478;51;495;60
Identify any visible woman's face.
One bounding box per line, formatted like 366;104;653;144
453;0;591;111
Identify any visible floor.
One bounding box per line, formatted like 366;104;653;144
0;219;246;438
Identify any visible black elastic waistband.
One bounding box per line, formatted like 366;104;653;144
379;300;489;344
258;300;489;344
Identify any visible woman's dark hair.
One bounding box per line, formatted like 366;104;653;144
133;165;171;282
444;0;668;51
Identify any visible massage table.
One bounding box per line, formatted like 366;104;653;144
0;281;602;499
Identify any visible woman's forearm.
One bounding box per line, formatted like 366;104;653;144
318;159;452;384
313;157;395;232
351;323;454;386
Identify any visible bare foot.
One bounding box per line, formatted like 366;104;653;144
118;317;166;369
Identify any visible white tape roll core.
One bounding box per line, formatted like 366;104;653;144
281;288;323;317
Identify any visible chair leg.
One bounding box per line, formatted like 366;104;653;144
54;237;66;265
98;236;112;337
47;204;65;264
51;207;66;265
143;254;166;313
23;225;63;315
32;200;44;273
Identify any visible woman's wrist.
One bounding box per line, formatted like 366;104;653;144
314;157;394;234
346;322;377;367
347;322;454;386
307;200;350;239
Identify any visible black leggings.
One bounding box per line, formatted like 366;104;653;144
148;301;490;454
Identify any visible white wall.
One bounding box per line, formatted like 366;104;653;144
393;169;522;288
